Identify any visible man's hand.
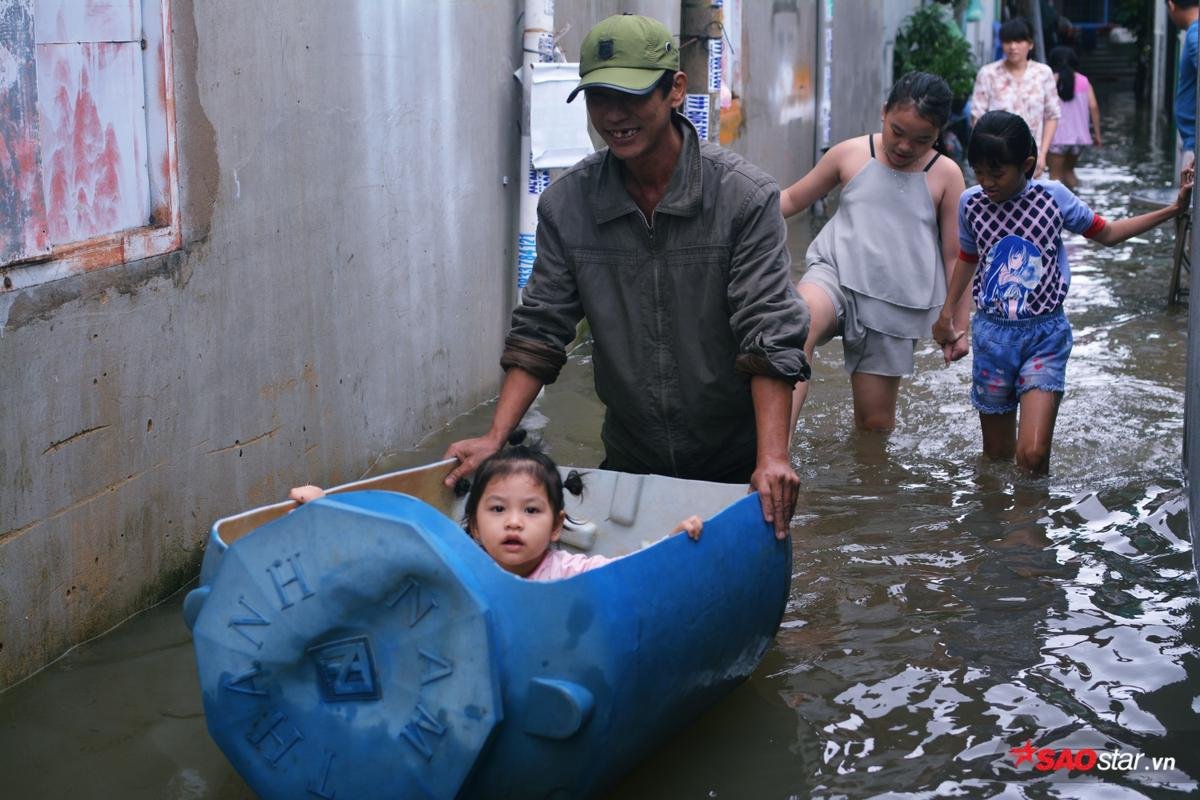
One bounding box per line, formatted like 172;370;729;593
751;455;799;540
442;435;504;488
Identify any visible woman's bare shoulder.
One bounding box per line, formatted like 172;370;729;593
826;135;872;171
928;154;967;198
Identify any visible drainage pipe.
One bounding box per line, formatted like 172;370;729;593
515;0;555;300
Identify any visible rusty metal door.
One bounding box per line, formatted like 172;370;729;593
34;0;150;247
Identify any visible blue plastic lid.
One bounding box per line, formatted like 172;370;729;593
191;492;503;800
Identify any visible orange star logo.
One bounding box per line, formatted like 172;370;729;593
1011;739;1037;767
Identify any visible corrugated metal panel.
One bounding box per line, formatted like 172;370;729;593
35;41;149;246
0;0;51;263
4;0;178;276
33;0;139;44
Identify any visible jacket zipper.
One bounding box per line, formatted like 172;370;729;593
641;209;679;476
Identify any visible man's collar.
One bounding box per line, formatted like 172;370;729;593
591;112;704;225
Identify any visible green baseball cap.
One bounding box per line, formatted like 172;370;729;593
566;14;679;103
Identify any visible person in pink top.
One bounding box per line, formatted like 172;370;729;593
1046;47;1101;191
290;432;703;581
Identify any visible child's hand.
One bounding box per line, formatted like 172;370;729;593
289;485;326;504
942;333;970;364
932;314;966;362
672;515;704;541
1177;166;1195;212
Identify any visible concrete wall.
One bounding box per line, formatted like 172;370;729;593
829;0;923;144
0;0;905;688
724;0;820;186
0;0;524;688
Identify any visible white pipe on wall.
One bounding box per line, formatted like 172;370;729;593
516;0;556;299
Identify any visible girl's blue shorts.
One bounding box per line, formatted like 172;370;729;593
971;308;1072;415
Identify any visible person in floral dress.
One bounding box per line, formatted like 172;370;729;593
970;17;1060;178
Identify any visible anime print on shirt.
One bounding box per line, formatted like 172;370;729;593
957;180;1106;320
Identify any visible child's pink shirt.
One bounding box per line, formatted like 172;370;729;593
526;549;612;581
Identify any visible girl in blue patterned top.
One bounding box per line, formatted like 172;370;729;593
933;110;1193;474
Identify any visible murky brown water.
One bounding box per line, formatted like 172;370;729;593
2;89;1198;798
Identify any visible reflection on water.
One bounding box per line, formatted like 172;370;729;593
1;91;1198;798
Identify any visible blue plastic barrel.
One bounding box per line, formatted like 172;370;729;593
187;485;790;799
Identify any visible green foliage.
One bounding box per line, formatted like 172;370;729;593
893;5;978;100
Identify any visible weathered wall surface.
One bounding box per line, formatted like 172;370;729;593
829;0;923;144
732;0;820;186
0;0;524;687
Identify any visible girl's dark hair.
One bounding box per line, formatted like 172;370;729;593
461;429;584;531
1048;46;1078;101
999;17;1034;44
968;110;1037;178
885;71;953;129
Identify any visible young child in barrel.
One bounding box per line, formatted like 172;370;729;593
291;433;703;580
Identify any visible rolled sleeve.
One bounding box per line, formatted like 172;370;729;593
502;198;583;385
727;183;811;385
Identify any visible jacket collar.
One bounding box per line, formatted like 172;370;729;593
591;112;704;225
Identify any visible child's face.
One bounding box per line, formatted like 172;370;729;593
973;158;1034;204
879;104;939;170
1001;37;1034;66
469;473;564;577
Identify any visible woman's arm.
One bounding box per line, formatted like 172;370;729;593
1036;65;1061;177
970;68;990;125
780;140;847;218
1037;118;1058;178
1087;85;1102;147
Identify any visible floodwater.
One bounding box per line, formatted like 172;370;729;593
2;88;1198;798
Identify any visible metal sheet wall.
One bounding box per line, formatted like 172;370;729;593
0;0;50;263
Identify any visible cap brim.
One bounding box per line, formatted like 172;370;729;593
566;67;666;103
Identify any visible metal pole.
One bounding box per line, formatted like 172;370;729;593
1187;78;1200;594
817;0;833;154
680;0;720;143
515;0;556;301
1027;0;1046;62
1152;0;1168;141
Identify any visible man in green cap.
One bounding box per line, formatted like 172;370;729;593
445;14;810;538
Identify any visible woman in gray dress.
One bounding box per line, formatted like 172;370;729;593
780;72;970;433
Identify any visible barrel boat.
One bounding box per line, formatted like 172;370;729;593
183;460;792;799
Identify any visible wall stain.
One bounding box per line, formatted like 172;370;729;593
42;424;111;455
3;247;192;330
205;426;280;456
0;463;160;544
171;0;219;243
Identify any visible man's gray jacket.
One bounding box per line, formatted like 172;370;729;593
502;115;810;480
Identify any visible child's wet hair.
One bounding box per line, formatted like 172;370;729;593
1048;46;1078;101
885;71;953;130
999;17;1034;44
461;429;584;531
968;110;1038;178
